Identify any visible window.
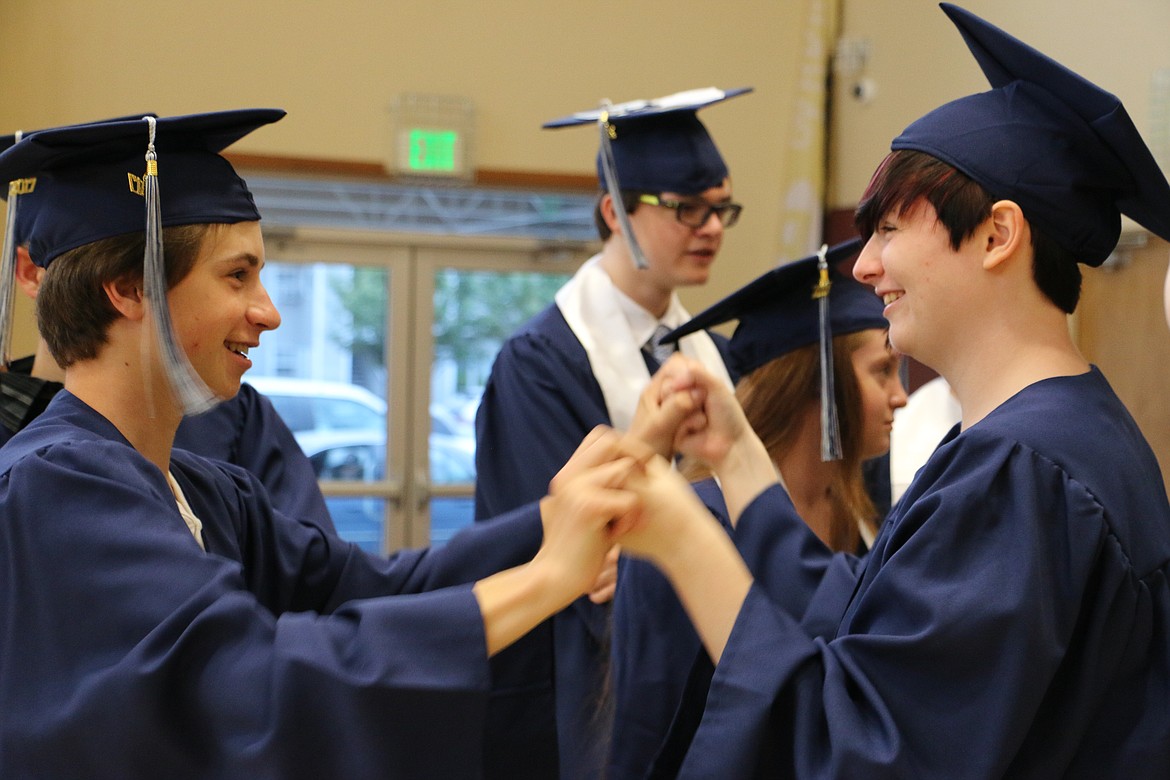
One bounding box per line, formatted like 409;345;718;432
248;176;595;551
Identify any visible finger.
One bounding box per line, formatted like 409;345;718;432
615;433;657;465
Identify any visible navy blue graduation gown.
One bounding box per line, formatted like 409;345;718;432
662;368;1170;778
176;381;335;532
610;481;864;779
1;364;333;533
0;391;545;779
475;304;615;780
475;303;735;779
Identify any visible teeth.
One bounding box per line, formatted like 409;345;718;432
227;342;249;357
883;292;900;305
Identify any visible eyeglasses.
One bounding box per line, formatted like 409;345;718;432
638;194;743;229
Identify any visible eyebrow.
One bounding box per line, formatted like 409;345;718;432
219;252;262;268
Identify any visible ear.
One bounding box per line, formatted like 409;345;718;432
13;247;43;299
102;275;147;322
982;200;1027;271
599;193;624;236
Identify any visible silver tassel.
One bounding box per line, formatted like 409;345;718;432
814;243;842;461
597;104;649;270
141;116;218;416
0;178;21;366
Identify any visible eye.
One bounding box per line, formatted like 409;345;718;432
677;202;707;222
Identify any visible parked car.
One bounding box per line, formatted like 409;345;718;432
246;376;476;548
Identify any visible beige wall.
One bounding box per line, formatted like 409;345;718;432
0;0;817;319
3;1;1168;478
829;0;1170;207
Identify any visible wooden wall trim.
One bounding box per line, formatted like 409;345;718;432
223;152;597;192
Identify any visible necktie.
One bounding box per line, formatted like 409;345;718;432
643;324;676;370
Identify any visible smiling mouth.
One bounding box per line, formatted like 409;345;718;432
226;342;251;358
883;292;903;305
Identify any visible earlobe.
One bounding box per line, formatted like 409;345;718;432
982;200;1026;270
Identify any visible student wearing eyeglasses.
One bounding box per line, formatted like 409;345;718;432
472;88;748;779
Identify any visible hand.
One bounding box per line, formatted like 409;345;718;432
587;545;620;604
628;353;707;459
611;454;713;565
670;366;754;471
537;429;642;599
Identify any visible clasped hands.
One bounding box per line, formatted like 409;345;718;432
537;355;761;599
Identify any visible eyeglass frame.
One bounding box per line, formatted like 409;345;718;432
637;193;743;229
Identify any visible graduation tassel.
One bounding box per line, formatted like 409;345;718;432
0;173;22;367
813;242;842;461
140;116;218;416
597;103;649;270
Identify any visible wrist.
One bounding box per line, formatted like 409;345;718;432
713;433;777;527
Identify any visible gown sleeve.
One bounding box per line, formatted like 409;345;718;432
611;480;860;779
0;438;511;779
677;435;1143;778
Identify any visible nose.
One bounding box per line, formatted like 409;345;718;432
695;209;725;235
890;372;909;410
853;235;881;286
249;284;282;332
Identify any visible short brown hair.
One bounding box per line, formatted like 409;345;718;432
37;224;214;367
593;190;645;241
855;149;1081;313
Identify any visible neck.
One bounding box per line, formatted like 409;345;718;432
30;338;65;383
597;240;671;318
773;408;838;547
940;306;1088;430
64;326;181;474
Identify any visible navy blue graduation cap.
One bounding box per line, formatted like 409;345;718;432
0;108;285;413
544;87;751;268
1;114;157;365
892;3;1170;267
663;237;886;460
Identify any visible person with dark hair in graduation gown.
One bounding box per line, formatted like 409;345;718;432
613;5;1170;776
608;239;907;778
473;88;746;778
0;122;334;531
0;110;644;779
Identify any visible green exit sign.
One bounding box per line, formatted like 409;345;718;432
407;129;459;172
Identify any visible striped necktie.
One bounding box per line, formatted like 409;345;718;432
643;324;676;370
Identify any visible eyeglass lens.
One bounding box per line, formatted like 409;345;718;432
676;201;741;228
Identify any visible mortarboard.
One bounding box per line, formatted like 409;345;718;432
663;237;886;459
892;3;1170;267
1;114;157;365
544;87;751;268
0;108;285;413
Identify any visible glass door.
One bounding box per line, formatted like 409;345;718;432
256;229;585;553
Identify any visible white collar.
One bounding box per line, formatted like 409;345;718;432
555;254;733;431
612;285;689;348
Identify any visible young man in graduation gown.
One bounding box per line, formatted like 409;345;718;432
616;5;1170;776
0;110;642;779
0;123;334;530
472;88;745;778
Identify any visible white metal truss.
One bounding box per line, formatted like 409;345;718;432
246;176;597;242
